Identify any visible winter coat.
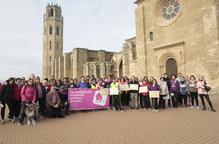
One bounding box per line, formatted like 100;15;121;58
20;85;37;103
159;81;169;95
0;84;13;102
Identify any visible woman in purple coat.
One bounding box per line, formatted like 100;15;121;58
149;79;161;112
170;75;180;108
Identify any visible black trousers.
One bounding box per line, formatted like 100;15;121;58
142;96;151;108
151;98;158;110
199;94;214;109
12;99;21;118
159;95;166;109
126;92;130;106
121;92;128;106
38;97;46;116
190;92;199;107
179;94;187;106
61;100;69;114
1;101;13;120
47;106;64;118
171;92;179;108
109;96;113;107
112;95;122;110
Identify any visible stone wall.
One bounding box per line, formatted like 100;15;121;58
135;0;219;92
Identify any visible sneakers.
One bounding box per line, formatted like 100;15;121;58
152;109;158;112
196;106;200;109
1;120;5;125
190;106;194;109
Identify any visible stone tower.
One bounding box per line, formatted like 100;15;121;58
43;4;63;79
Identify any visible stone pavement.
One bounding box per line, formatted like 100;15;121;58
0;96;219;144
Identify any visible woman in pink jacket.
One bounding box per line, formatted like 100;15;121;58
196;77;216;112
18;79;37;125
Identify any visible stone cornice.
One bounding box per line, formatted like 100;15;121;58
154;41;185;51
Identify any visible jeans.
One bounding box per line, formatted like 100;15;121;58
190;92;199;107
171;92;179;108
19;101;29;123
130;93;139;108
112;95;122;110
151;98;158;110
142;96;151;108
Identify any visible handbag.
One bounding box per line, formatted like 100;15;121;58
204;85;211;92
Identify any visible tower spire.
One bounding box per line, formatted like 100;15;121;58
42;4;63;79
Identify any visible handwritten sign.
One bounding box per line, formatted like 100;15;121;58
129;84;139;91
110;88;119;95
149;91;160;98
100;88;108;96
120;84;129;91
139;86;148;93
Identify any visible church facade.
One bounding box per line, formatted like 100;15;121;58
133;0;219;92
43;0;219;92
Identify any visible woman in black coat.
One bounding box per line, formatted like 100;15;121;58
0;79;14;124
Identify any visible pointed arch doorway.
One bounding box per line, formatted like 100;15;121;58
166;58;178;76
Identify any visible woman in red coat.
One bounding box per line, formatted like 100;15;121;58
12;78;22;121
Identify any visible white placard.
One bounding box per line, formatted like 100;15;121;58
139;86;148;93
120;84;129;91
100;88;108;96
149;91;160;98
110;88;119;95
129;84;139;91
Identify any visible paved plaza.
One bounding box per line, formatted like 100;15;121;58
0;96;219;144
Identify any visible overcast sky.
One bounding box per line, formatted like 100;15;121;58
0;0;136;80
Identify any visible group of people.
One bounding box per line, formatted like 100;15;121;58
0;73;216;126
0;74;68;126
106;73;216;112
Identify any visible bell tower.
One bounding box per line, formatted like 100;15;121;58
43;3;63;79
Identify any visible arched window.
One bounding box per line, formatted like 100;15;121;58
49;56;52;62
49;8;54;17
149;32;154;41
56;26;59;36
49;26;52;35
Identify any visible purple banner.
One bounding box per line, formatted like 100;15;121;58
68;88;110;110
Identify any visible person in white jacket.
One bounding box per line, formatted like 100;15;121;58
196;77;216;112
159;77;169;109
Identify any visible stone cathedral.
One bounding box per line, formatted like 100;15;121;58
43;0;219;92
